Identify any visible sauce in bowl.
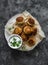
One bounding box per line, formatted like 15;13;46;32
8;34;22;49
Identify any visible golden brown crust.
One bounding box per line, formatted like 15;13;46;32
13;15;37;47
20;32;28;41
16;16;24;24
16;16;23;22
23;26;32;34
31;27;37;35
13;26;22;34
27;18;35;26
27;37;35;47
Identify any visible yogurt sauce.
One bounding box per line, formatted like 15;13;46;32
8;34;22;49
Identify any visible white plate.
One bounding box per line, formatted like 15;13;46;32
4;11;45;51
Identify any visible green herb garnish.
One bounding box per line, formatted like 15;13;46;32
12;26;14;28
8;28;12;30
13;38;16;42
10;38;21;47
22;46;25;50
8;26;14;31
18;41;21;44
16;44;19;47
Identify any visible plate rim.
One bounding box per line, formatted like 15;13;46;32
4;13;45;51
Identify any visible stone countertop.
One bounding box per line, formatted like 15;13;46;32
0;0;48;65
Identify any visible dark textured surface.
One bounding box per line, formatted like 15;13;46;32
0;0;48;65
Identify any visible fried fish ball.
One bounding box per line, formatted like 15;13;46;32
13;26;22;34
23;26;32;34
20;33;28;41
16;16;24;24
27;18;35;26
28;37;35;47
31;27;37;35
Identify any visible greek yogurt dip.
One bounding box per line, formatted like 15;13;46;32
8;34;22;49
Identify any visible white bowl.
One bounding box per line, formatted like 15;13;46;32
7;34;22;49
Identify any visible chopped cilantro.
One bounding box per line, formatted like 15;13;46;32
8;28;12;30
10;37;21;47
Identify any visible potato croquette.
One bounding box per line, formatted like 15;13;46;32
20;33;28;41
23;26;32;34
28;37;35;47
27;18;35;26
13;26;22;34
31;27;37;35
16;16;24;24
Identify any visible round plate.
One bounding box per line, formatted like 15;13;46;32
4;12;45;51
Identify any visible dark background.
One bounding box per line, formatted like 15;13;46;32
0;0;48;65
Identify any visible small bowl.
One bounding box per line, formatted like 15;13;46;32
7;34;22;49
